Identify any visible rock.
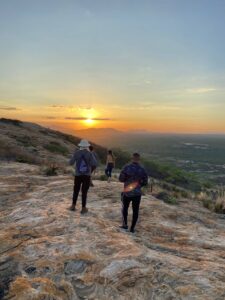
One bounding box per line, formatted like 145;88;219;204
64;260;87;275
0;162;225;299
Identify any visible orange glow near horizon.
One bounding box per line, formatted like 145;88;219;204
1;103;225;134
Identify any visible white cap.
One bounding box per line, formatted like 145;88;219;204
78;139;90;148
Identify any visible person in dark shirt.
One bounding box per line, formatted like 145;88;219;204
69;139;97;213
119;153;148;233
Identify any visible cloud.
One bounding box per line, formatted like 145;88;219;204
65;117;111;121
78;106;93;110
187;88;217;94
45;116;58;119
0;106;20;111
50;105;65;108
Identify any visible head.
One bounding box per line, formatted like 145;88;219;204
89;145;94;152
78;139;90;150
108;150;113;155
132;152;141;163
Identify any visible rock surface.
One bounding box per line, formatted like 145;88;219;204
0;162;225;300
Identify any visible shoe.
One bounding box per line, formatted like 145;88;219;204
130;228;135;233
119;225;128;230
70;205;76;211
80;207;88;214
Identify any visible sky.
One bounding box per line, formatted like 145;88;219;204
0;0;225;133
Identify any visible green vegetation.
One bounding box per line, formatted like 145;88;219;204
143;160;209;192
0;140;41;164
44;141;69;156
112;148;131;169
156;191;178;205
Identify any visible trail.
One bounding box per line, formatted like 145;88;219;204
0;163;225;300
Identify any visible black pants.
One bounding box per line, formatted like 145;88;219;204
105;163;114;178
121;194;141;231
72;176;91;207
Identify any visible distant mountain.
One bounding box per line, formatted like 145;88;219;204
75;128;125;146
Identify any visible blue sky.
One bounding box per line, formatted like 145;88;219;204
0;0;225;132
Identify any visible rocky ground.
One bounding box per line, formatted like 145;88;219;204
0;163;225;300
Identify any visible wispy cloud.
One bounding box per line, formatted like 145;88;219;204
45;116;58;119
0;106;20;111
187;88;217;94
65;117;111;121
78;106;93;110
49;105;66;108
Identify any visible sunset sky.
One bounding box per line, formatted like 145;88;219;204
0;0;225;133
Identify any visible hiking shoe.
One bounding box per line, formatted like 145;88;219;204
70;205;76;211
119;225;128;230
80;207;88;214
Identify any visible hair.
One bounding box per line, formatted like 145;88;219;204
108;150;113;155
132;152;140;160
89;145;94;151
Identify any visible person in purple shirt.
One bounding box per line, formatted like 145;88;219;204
119;153;148;233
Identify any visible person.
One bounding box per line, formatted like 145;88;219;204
69;139;98;213
89;145;97;187
105;150;115;182
119;153;148;233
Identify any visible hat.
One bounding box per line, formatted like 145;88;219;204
78;139;90;148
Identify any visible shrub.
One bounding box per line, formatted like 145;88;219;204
44;141;69;156
214;198;225;214
156;191;178;205
203;199;213;210
16;135;33;147
44;164;58;176
99;174;108;181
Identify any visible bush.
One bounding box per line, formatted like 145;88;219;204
44;164;58;176
156;191;178;205
16;135;34;147
44;141;69;156
203;199;213;210
99;174;108;181
214;198;225;214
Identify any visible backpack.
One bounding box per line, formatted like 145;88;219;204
77;154;89;174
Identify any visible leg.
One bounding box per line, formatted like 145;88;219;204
130;196;141;232
81;176;91;208
121;194;130;228
108;166;113;177
72;176;82;206
105;167;109;177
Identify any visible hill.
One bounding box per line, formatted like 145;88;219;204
0;118;211;192
0;162;225;299
0;118;109;166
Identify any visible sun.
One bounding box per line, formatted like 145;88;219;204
84;118;94;126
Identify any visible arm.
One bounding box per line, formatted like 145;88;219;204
140;169;148;187
69;151;78;165
119;166;128;183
